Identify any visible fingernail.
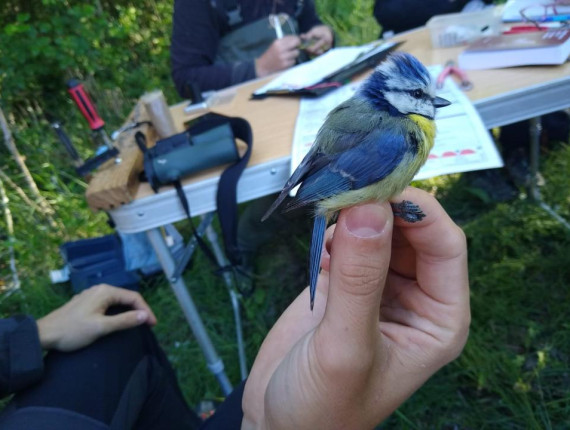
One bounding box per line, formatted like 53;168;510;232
137;311;148;323
345;204;389;238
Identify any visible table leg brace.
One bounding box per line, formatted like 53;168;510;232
528;117;570;231
146;228;233;395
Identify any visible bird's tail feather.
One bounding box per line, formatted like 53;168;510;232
309;215;327;310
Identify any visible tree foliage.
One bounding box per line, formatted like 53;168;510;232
0;0;175;118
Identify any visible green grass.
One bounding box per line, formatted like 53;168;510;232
1;0;570;427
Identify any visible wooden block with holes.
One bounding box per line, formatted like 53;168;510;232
85;102;159;211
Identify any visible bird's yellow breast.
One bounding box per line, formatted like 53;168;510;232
408;114;436;149
316;114;437;216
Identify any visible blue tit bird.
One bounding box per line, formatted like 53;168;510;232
261;52;451;310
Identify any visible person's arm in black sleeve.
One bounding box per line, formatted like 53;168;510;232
170;0;256;96
373;0;470;35
297;0;335;55
296;0;324;33
0;315;44;398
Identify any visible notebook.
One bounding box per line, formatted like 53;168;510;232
251;41;403;99
458;28;570;70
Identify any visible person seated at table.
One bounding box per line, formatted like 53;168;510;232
170;0;334;283
0;188;470;429
170;0;334;98
373;0;570;202
373;0;493;38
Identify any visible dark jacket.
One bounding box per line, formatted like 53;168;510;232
0;315;44;399
373;0;492;35
0;316;244;429
0;317;102;429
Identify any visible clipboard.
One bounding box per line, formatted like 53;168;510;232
251;40;404;99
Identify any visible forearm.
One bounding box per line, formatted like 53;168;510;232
0;316;44;398
373;0;470;33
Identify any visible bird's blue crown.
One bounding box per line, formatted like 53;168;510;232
360;52;432;115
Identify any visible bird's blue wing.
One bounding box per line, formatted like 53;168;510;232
286;127;408;211
261;146;332;221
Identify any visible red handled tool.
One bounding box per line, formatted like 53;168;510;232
67;79;114;150
64;79;120;176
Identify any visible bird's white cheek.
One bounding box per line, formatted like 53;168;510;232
415;100;435;119
385;92;408;114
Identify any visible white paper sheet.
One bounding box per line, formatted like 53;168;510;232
290;65;503;194
253;41;397;96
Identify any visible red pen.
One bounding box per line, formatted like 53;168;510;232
503;25;548;34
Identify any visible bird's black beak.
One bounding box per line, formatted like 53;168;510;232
433;96;451;108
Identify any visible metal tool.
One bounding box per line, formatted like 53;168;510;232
436;60;473;91
67;79;115;150
111;121;151;141
47;114;120;178
46;115;84;169
65;79;121;175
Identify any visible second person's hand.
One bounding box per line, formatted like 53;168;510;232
255;35;300;78
300;25;333;56
37;284;157;352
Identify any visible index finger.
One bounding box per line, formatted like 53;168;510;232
279;35;301;48
389;187;468;305
99;284;158;326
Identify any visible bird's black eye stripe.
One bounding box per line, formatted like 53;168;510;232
409;89;424;99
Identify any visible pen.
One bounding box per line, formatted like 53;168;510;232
543;14;570;22
272;15;283;39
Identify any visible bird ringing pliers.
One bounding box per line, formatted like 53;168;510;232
436;60;473;91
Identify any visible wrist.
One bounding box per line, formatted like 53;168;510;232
36;317;58;350
254;58;268;78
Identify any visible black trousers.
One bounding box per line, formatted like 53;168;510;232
0;317;244;429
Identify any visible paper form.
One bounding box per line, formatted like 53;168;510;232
253;41;397;96
290;65;503;193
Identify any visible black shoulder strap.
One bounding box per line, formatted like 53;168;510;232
173;180;221;268
172;115;253;268
293;0;305;18
214;0;243;27
216;116;252;266
215;0;304;26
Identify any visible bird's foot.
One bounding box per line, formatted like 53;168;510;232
390;200;425;223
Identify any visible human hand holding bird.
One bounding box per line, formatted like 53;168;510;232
262;52;451;309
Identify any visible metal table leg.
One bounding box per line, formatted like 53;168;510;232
204;224;248;381
146;228;233;395
528;117;570;230
170;213;248;380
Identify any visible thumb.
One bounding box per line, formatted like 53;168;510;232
321;203;393;348
100;310;149;336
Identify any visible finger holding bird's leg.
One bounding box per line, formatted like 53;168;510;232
390;199;426;223
389;187;469;305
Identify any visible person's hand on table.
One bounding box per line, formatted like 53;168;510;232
300;25;334;56
37;284;157;352
242;187;470;430
255;35;301;78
